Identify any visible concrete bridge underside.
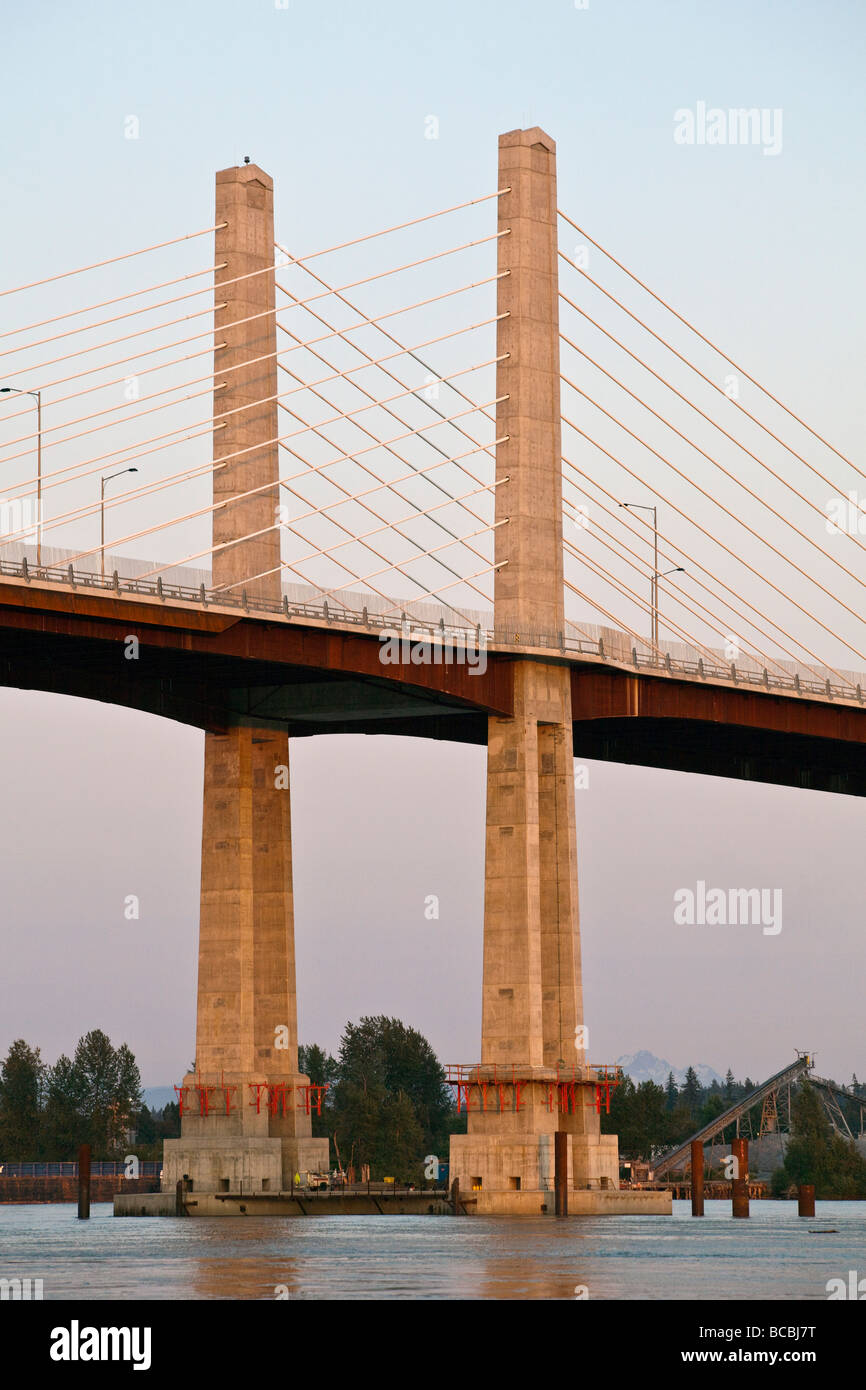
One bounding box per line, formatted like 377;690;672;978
2;596;866;796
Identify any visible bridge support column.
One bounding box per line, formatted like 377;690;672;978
449;129;620;1212
163;725;327;1194
163;163;328;1194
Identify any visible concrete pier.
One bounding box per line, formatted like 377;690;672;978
162;163;328;1197
448;130;643;1213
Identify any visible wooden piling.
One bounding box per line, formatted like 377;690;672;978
690;1139;704;1216
77;1143;91;1219
731;1137;749;1218
554;1132;568;1216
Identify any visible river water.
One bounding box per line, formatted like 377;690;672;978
1;1201;863;1300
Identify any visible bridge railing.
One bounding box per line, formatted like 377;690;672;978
0;1160;162;1176
2;554;863;706
444;1062;623;1085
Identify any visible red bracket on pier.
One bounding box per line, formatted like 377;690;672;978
298;1083;329;1116
249;1082;269;1114
194;1084;219;1117
588;1081;614;1114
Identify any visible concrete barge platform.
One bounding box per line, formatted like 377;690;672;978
115;1187;671;1217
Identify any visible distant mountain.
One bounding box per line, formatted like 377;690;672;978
616;1050;723;1089
143;1086;177;1110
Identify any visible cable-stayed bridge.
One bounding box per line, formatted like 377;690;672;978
1;129;862;1213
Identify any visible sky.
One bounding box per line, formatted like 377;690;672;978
0;0;864;1090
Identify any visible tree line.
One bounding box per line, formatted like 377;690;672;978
0;1017;461;1176
0;1031;178;1161
6;1029;864;1195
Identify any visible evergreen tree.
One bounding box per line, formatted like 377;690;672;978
326;1016;453;1179
42;1055;85;1158
337;1016;452;1154
73;1030;121;1154
665;1071;678;1112
298;1044;339;1140
699;1092;727;1129
680;1066;702;1118
723;1068;735;1103
603;1078;677;1160
781;1082;866;1198
0;1040;45;1160
38;1032;145;1158
298;1044;339;1089
113;1044;143;1149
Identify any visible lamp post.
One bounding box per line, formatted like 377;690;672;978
619;502;684;651
653;566;685;651
100;468;138;578
619;501;657;647
0;385;42;567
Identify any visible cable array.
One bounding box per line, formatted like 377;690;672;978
0;192;505;624
557;207;865;691
1;182;862;703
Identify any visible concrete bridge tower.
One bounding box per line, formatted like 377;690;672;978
162;138;618;1207
448;130;620;1210
162;163;329;1194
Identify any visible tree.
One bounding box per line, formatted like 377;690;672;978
664;1071;679;1112
42;1055;85;1158
326;1016;454;1180
298;1044;339;1140
113;1044;144;1148
699;1092;727;1129
337;1016;452;1154
73;1030;122;1154
680;1066;702;1119
603;1077;672;1160
723;1069;735;1103
0;1040;45;1160
134;1103;180;1159
38;1031;146;1158
780;1082;866;1199
298;1044;339;1090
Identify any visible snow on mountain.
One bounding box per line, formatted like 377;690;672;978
616;1050;723;1088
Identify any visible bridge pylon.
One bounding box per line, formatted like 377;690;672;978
447;129;621;1211
162;163;328;1195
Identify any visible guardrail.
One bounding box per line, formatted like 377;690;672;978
1;555;862;706
444;1062;623;1084
0;1160;162;1176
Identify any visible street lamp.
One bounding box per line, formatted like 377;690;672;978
654;566;685;650
100;468;138;578
0;385;42;567
619;501;657;646
619;502;686;651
